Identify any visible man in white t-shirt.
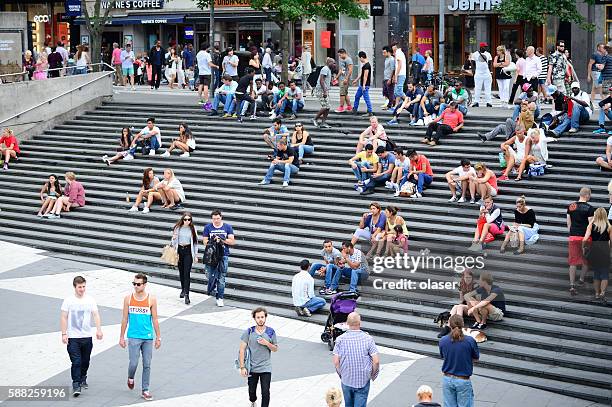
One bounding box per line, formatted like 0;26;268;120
60;275;103;397
129;117;162;157
196;43;218;110
222;47;239;81
552;82;592;136
445;159;477;202
470;42;493;107
596;135;612;170
392;42;407;107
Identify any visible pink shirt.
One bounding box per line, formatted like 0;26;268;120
112;48;122;65
65;181;86;207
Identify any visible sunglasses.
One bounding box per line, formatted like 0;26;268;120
132;282;145;286
184;218;192;221
295;124;303;128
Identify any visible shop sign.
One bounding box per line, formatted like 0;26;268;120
141;18;169;23
101;0;164;9
321;31;331;49
215;0;251;7
416;29;433;54
65;0;82;16
33;15;50;23
448;0;501;12
184;26;194;40
370;0;384;16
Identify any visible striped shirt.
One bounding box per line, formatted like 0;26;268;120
538;55;549;80
333;329;379;388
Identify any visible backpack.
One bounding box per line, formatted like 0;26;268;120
234;326;276;374
308;66;323;88
203;237;224;267
385;136;397;152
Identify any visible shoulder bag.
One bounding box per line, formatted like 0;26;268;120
161;244;178;266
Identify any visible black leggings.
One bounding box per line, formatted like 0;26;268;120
177;245;193;295
248;372;271;407
509;75;526;104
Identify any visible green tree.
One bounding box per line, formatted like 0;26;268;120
194;0;369;82
81;0;113;66
495;0;594;31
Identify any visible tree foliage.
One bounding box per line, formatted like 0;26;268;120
495;0;594;31
81;0;113;65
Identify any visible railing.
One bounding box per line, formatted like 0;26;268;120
0;63;112;83
0;63;115;127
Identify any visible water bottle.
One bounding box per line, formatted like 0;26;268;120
125;192;130;203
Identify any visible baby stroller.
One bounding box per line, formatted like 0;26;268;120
320;291;360;350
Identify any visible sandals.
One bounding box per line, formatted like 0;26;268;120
569;285;577;296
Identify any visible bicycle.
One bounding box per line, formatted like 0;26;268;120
430;71;473;107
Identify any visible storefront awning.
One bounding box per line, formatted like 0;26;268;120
74;14;185;25
185;12;270;23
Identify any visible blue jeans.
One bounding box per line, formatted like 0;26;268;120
291;99;304;114
342;381;370;407
212;93;233;112
439;103;468;115
205;255;229;299
554;105;590;135
442;375;474;407
599;108;612;126
67;337;93;388
264;163;299;182
416;102;439;120
364;173;391;191
129;135;160;155
298;144;314;160
128;338;153;392
333;267;368;292
353;86;372;112
309;262;337;288
394;75;406;99
264;67;272;83
302;296;326;312
352;162;372;182
402;173;432;193
512;104;540;121
75;67;87;75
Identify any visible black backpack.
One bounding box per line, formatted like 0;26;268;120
203;238;224;267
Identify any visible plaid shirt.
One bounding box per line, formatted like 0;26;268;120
333;329;379;388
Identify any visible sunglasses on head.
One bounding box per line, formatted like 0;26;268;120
132;282;145;286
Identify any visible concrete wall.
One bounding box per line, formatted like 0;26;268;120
0;72;113;140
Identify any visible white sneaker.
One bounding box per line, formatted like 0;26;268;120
282;181;289;187
131;86;135;91
148;150;156;156
458;196;466;203
124;154;134;160
568;128;578;133
393;189;401;197
216;299;224;307
180;152;190;158
448;196;458;202
410;192;422;198
102;154;109;162
160;151;170;157
142;207;150;214
128;206;139;212
416;119;424;126
269;112;277;120
384;181;393;189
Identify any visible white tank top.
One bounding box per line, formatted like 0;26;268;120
514;136;527;158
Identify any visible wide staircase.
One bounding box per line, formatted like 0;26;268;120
1;100;611;404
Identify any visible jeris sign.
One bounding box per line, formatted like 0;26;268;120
448;0;501;11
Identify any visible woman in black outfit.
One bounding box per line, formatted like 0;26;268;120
171;212;199;304
583;208;611;302
291;122;314;164
500;195;538;255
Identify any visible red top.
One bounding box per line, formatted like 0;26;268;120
65;180;86;207
411;154;434;176
486;170;498;192
0;135;20;153
440;109;464;129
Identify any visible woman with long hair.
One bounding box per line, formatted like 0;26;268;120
291;122;313;165
154;168;186;210
37;174;63;217
161;123;196;158
33;50;48;80
102;127;133;165
171;212;199;304
128;168;161;213
46;172;85;219
166;47;178;89
583;208;611;302
493;45;512;106
368;206;409;257
438;269;478;337
500;195;539;254
175;45;186;88
75;45;90;75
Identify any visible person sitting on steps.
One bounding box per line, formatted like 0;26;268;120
356;116;388;154
128;167;161;213
309;239;343;295
395;148;433;198
0;128;20;170
595;132;612;171
258;140;300;188
45;172;85;219
463;272;506;330
351;202;387;252
469;195;505;252
385;147;410;192
438;269;478;337
291;122;314;165
102;127;133;166
37;174;63;217
445;159;476;203
348;144;379;188
514;128;557;182
332;241;369;294
292;259;326;317
368;206;409;258
498;125;528;181
263;118;290;155
152;168;186;211
468;162;498;205
357;146;395;195
500;195;539;255
128;117;162;157
422;102;464;146
161;123;196;158
208;75;238;117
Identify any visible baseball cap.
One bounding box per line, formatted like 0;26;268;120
546;84;557;94
570;81;580;89
522;83;531;92
479;42;488;48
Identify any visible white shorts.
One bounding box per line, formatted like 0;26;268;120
353;228;384;241
508;148;524;163
487;183;498;197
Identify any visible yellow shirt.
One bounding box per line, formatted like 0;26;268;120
355;151;379;166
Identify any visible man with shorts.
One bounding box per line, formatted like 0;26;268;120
547;41;568;95
595;133;612;170
120;44;135;90
392;42;407;108
313;58;335;129
464;272;505;329
445;158;476;203
197;43;218;110
566;187;595;295
336;49;353;113
588;43;606;103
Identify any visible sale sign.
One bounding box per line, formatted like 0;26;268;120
416;29;433;54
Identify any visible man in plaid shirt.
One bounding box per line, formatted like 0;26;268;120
332;312;380;406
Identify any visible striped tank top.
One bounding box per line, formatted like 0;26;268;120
127;293;154;340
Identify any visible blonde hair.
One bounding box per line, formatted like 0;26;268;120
25;50;32;58
65;171;76;181
527;128;540;138
515;195;526;205
608;179;612;194
164;168;175;179
416;384;433;399
474;162;487;171
592;207;611;234
496;45;506;53
325;387;343;407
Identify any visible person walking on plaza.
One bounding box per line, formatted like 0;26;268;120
547;40;568;95
148;40;165;90
439;314;479;407
313;58;335;129
196;43;217;109
202;210;236;307
171;212;199;304
302;45;313;93
382;46;396;110
352;51;373;117
61;276;103;397
332;312;379;407
121;43;136;90
567;187;595;296
470;42;493;107
119;273;161;401
392;42;407;108
239;307;278;407
336;49;354;113
292;259;326;317
588;43;606;103
111;42;123;86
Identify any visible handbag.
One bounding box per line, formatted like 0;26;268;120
161;245;178;266
423;114;435;126
399;180;416;197
502;62;517;74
